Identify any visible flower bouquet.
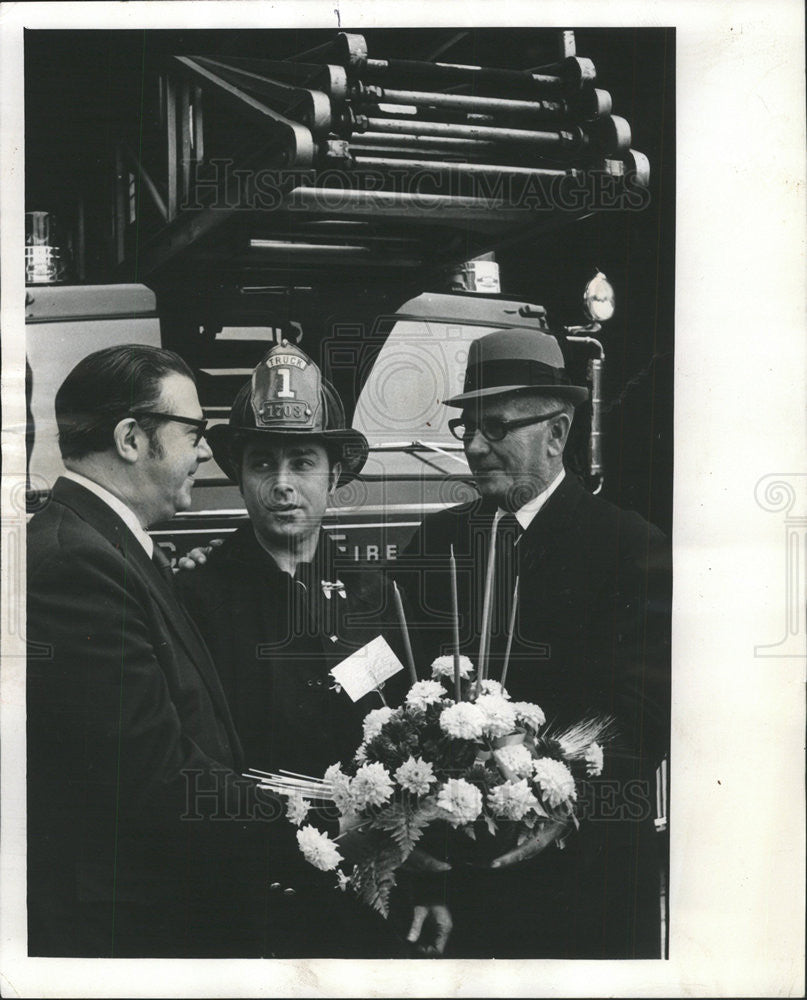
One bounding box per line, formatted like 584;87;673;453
249;654;612;917
248;553;612;917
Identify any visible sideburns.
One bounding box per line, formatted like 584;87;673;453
147;430;165;460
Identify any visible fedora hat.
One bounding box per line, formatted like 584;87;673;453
208;342;369;486
444;327;589;407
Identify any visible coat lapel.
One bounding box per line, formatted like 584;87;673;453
51;478;242;754
458;477;585;585
517;472;586;573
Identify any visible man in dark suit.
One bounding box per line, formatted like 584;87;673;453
26;345;278;957
396;326;671;958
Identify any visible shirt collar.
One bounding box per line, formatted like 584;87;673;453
248;527;334;580
500;468;566;532
62;470;154;558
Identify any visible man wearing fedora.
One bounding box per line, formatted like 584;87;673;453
396;324;671;958
177;341;453;957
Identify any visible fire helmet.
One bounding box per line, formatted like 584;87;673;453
207;342;369;486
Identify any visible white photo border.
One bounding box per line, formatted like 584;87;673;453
2;2;805;997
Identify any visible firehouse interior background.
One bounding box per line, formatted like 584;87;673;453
24;27;674;536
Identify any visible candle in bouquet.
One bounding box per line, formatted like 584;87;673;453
450;545;461;701
499;575;519;690
476;516;498;693
392;581;418;685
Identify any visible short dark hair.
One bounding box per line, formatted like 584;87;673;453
55;344;196;460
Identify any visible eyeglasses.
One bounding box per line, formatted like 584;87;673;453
131;411;209;446
448;409;565;443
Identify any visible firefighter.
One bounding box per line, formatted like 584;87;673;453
177;342;452;957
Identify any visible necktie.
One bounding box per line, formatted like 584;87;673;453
496;512;522;588
497;511;523;548
487;512;522;669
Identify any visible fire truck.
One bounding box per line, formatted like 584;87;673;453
27;268;620;560
25;27;673;541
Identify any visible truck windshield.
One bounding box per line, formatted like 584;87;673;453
352;317;475;455
351;295;550;479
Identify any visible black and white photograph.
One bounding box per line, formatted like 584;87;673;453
0;2;804;997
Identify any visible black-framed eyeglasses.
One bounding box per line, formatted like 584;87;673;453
448;409;565;443
131;411;209;446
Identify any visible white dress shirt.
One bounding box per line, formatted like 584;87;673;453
62;470;154;558
497;468;566;532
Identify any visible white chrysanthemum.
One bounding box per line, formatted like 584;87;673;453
431;654;474;680
362;706;395;742
532;757;578;808
493;742;534;778
439;701;486;740
350;761;394;810
324;763;354;814
584;742;604;777
487;779;540;821
476;694;518;738
406;679;446;711
285;791;310;826
354;744;368;765
512;701;546;732
334;869;351;892
296;824;343;871
479;679;510;700
394;756;436;796
436;778;483;827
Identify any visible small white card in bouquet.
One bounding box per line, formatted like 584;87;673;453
330;635;404;702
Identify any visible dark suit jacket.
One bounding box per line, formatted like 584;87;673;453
177;524;411;778
175;525;413;957
396;471;671;958
26;478;273;957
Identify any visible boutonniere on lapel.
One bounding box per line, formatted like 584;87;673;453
321;579;347;600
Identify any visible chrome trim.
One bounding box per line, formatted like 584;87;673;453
150;527;240;536
150;521;421;536
174;501;458;519
324;522;421;530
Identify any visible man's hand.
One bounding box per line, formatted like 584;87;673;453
489;818;569;869
401;847;451;874
406;904;453;957
338;816;452;955
174;537;224;572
